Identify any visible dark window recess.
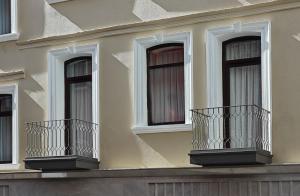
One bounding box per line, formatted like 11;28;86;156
0;94;12;164
222;36;262;148
64;57;93;156
0;0;11;35
147;43;185;125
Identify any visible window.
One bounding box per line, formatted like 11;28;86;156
0;84;19;169
0;0;11;35
147;43;185;125
222;36;261;107
48;44;100;159
0;0;18;42
222;36;262;148
65;57;92;121
0;95;12;163
133;32;192;133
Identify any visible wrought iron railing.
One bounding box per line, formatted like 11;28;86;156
26;119;98;158
191;105;271;151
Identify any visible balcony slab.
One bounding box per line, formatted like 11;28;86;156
189;148;272;166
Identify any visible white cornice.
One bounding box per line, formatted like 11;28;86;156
0;70;25;82
18;0;300;49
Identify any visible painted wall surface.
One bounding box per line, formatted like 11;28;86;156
19;0;274;40
0;0;299;170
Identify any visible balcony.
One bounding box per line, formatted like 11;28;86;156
189;105;272;166
24;119;99;171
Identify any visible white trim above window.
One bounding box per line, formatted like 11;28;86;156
133;32;193;134
0;0;19;43
48;43;100;159
0;83;19;169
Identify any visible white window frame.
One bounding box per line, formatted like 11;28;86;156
48;43;100;160
0;83;19;170
206;21;272;150
133;32;193;134
0;0;19;42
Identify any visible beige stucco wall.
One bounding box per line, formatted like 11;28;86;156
0;0;299;170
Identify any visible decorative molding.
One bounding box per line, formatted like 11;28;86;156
16;0;300;49
133;32;192;133
48;43;100;159
0;70;25;82
0;83;19;167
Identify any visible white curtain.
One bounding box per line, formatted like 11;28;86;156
226;39;261;148
148;45;185;124
0;0;11;35
67;58;93;157
0;95;12;162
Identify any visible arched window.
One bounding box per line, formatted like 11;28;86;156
222;36;261;107
147;43;185;125
64;56;93;122
222;36;262;148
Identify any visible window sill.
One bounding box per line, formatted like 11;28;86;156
0;33;19;43
132;124;192;134
46;0;72;4
0;164;20;170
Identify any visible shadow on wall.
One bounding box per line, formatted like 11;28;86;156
19;0;81;40
44;0;273;34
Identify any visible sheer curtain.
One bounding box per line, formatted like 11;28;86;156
148;45;185;125
226;39;261;148
66;58;93;157
0;0;11;35
0;95;12;163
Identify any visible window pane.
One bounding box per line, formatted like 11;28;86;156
225;39;261;60
69;82;92;122
0;0;11;35
147;44;185;125
0;95;11;113
66;58;92;78
0;95;12;163
148;45;184;66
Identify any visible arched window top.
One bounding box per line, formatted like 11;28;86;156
147;43;184;67
65;56;92;78
223;36;261;61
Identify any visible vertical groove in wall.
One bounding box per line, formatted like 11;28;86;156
0;186;9;196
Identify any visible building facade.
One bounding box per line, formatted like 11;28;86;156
0;0;300;195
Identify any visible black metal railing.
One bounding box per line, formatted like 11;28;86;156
26;119;98;158
191;105;271;151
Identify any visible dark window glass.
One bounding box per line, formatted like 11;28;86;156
147;43;185;125
0;95;12;163
0;0;11;35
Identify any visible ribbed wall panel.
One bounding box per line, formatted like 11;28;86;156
149;181;300;196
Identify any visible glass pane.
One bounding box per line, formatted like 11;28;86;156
226;39;261;60
69;81;92;122
0;0;11;35
0;95;12;113
148;45;184;66
66;58;92;78
148;66;185;124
